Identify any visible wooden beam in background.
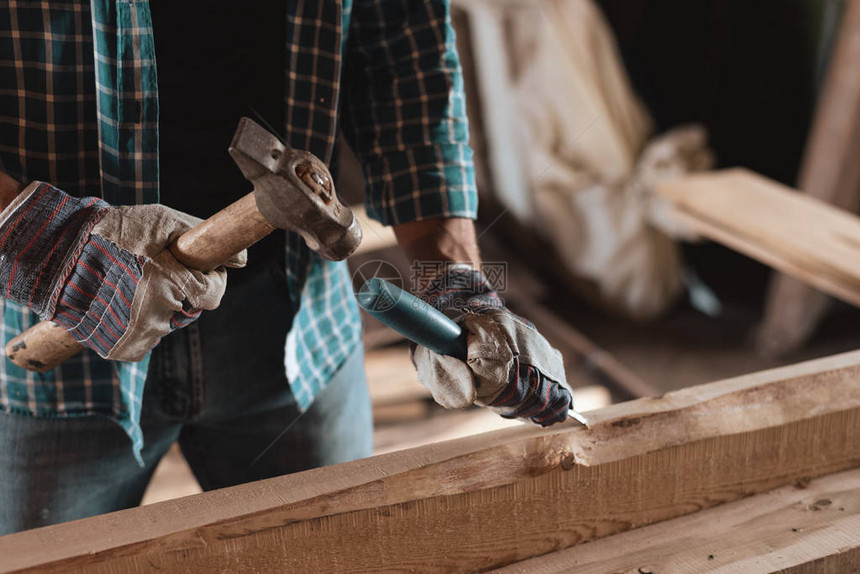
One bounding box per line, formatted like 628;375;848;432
657;168;860;308
4;351;860;573
758;0;860;356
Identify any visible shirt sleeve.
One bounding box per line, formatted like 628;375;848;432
341;0;478;226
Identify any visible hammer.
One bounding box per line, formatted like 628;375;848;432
5;117;362;372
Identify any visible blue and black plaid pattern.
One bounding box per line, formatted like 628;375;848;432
0;1;101;196
0;0;478;462
343;0;476;226
0;1;153;461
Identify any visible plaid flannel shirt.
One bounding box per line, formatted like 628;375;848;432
0;0;476;463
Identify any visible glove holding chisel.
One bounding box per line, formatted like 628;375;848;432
412;264;573;426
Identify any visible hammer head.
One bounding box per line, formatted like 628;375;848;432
229;117;362;261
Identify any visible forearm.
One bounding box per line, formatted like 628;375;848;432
0;169;23;211
393;217;481;281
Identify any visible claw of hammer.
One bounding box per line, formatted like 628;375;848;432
229;118;362;261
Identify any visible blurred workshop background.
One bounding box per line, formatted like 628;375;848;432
143;0;860;504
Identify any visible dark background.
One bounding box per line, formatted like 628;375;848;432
598;0;843;306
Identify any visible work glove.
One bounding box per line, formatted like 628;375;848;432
0;181;246;362
412;265;573;426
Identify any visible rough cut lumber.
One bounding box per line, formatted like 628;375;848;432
496;467;860;574
374;407;518;454
758;0;860;356
657;168;860;307
4;350;860;573
372;385;609;454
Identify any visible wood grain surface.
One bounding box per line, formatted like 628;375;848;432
496;467;860;574
171;191;274;271
657;168;860;307
5;320;83;373
4;350;860;573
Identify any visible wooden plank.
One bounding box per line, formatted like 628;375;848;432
373;386;609;454
4;350;860;573
374;408;520;454
374;386;609;454
656;168;860;307
758;0;860;356
666;209;860;308
496;467;860;574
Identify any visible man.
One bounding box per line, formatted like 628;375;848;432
0;0;572;535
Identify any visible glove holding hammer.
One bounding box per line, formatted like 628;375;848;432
0;181;246;362
0;117;361;371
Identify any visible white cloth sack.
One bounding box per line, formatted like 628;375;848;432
504;0;714;319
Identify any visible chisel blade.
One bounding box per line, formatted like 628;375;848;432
568;409;589;428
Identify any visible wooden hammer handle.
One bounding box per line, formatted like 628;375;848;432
5;192;275;372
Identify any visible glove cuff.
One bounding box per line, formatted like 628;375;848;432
0;182;108;317
52;234;145;358
488;355;572;426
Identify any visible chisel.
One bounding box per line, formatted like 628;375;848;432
355;277;589;427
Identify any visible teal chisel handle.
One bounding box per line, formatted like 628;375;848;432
355;278;468;360
357;278;589;427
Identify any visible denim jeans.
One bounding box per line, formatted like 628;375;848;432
0;254;373;536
